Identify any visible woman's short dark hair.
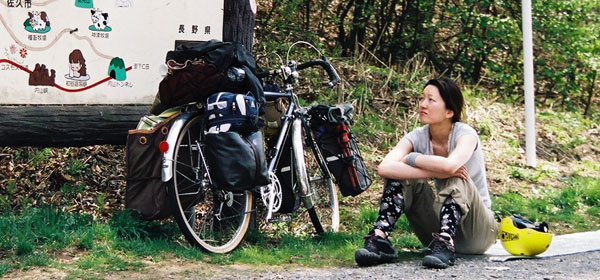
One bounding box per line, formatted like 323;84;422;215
425;77;463;123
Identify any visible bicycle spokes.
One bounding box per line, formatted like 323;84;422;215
168;114;252;254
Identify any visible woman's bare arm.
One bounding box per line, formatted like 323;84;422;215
377;138;465;180
407;134;478;174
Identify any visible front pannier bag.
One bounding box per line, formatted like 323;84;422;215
308;104;372;197
271;136;300;214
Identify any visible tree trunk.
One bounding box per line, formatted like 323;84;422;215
348;0;368;57
223;0;256;52
584;70;597;116
337;0;355;57
370;0;400;54
304;0;311;32
0;106;149;147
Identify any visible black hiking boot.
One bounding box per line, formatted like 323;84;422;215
422;233;456;269
354;232;398;266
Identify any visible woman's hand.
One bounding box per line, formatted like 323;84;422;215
453;166;469;180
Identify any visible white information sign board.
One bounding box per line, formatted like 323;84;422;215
0;0;223;104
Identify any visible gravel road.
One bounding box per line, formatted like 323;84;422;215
6;250;600;279
200;251;600;280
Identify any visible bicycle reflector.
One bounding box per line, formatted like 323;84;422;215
499;215;552;256
159;140;169;153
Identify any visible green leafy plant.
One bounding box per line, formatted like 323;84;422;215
0;263;10;276
15;239;34;256
67;159;87;176
27;148;52;166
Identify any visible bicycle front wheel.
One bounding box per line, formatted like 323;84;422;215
167;114;253;253
292;119;340;233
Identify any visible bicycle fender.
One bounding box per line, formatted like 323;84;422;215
161;111;196;182
291;118;315;209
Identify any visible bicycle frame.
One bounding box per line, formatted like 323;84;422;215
160;93;332;228
161;42;341;252
261;91;314;222
162;55;340;225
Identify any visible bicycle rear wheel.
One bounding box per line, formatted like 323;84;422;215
292;119;339;233
167;114;253;253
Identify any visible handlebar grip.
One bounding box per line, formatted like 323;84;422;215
321;56;341;87
297;59;341;87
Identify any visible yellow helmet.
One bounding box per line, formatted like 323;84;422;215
499;215;553;256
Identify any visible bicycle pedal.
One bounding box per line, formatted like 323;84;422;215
267;216;291;223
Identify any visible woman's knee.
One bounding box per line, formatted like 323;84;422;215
438;177;479;202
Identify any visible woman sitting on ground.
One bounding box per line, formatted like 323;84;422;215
354;78;498;268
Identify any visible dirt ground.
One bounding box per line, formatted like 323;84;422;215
5;250;600;280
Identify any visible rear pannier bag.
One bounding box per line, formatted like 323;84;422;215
204;92;268;191
125;112;180;220
126;110;202;220
205;130;269;192
309;104;372;197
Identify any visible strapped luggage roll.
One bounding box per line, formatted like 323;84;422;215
157;40;265;111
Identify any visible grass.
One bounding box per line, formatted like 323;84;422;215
5;175;598;277
493;175;600;232
0;203;424;277
0;208;171;277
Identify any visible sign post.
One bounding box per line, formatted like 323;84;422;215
521;0;537;168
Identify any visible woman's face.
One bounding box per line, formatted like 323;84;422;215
419;85;453;124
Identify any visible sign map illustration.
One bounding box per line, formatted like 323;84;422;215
1;0;223;104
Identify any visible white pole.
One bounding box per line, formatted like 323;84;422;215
522;0;536;167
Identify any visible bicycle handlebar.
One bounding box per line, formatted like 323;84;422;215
297;57;341;87
257;57;340;87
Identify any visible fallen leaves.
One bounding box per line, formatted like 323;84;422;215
0;145;126;218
